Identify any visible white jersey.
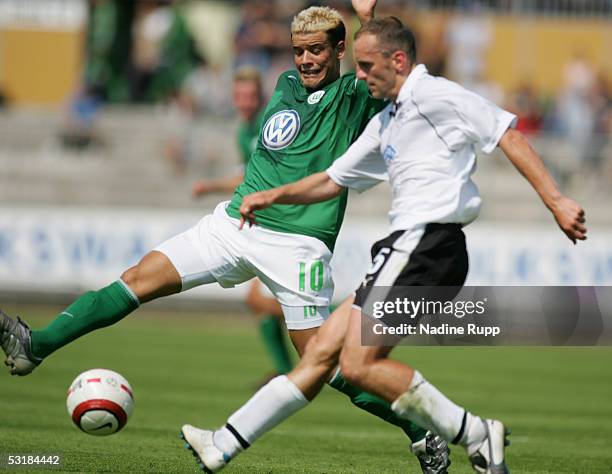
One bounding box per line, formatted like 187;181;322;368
327;64;517;235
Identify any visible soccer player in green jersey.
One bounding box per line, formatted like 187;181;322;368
193;67;294;380
1;3;449;472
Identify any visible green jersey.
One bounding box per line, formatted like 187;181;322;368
227;71;383;250
237;109;265;165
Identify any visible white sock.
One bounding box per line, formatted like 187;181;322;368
213;375;308;458
391;370;485;446
213;426;244;458
462;413;488;454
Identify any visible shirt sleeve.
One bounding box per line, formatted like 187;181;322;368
451;86;517;154
327;114;387;193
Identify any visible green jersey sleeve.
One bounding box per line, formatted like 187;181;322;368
227;71;385;250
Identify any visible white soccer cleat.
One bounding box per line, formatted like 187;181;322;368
468;419;510;474
180;424;229;473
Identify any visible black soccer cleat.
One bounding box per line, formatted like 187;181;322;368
411;431;451;473
0;310;42;376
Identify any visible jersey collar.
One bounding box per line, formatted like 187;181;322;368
292;70;345;101
395;64;428;109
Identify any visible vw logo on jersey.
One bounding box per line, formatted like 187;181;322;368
383;145;397;163
262;110;301;150
307;90;325;105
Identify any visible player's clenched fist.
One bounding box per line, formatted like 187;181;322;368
550;196;587;244
239;191;275;229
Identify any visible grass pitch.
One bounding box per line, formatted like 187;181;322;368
1;304;611;473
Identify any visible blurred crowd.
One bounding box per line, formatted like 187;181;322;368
507;55;611;177
62;0;611;176
406;0;612;14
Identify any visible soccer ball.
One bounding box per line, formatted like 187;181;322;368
66;369;134;436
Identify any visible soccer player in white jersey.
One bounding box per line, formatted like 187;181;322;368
181;17;587;474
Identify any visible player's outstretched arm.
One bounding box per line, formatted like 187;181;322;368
352;0;377;24
498;128;587;244
192;173;244;198
239;172;344;228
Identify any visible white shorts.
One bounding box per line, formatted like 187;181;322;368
154;202;333;330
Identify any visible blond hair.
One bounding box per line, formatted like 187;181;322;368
233;66;263;94
291;6;345;46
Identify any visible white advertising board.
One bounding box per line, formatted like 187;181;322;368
0;207;610;304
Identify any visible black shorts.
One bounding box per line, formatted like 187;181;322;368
353;223;469;309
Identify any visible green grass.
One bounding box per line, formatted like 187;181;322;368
1;304;612;473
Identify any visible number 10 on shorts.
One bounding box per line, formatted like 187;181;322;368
299;260;324;292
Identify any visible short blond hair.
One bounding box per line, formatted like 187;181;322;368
233;66;263;94
234;66;261;85
291;6;345;46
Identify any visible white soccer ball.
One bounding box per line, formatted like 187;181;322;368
66;368;134;436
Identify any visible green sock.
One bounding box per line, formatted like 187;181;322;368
31;280;139;359
328;371;427;443
259;316;293;374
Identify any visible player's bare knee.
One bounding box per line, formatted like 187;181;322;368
305;335;340;370
338;349;368;386
120;251;182;303
317;343;341;370
119;262;165;303
245;291;258;312
302;333;319;354
245;290;266;314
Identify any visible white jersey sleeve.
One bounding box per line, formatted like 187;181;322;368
450;85;517;153
411;76;517;155
326;114;387;193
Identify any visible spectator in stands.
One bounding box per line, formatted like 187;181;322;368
162;55;209;175
234;1;286;71
413;9;448;77
129;0;171;102
145;0;202;102
445;2;492;90
82;0;133;103
61;0;134;150
560;53;597;169
233;1;291;95
587;73;611;174
508;83;543;136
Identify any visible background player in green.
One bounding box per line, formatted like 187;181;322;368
192;67;294;381
1;3;448;472
192;67;266;196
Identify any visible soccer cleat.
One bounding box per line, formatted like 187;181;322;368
0;310;42;376
411;431;451;474
468;419;510;474
180;424;229;473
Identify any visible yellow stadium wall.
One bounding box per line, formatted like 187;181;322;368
486;16;611;94
0;29;82;106
0;16;610;105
